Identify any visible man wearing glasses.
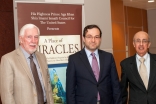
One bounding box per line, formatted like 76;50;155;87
120;31;156;104
0;24;54;104
66;24;122;104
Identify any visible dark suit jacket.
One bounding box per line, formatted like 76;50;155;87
66;49;122;104
120;53;156;104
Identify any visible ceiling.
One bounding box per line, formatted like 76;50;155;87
123;0;156;10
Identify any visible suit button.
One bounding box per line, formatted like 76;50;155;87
97;84;99;87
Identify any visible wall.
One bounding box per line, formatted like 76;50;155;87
125;6;148;56
0;1;15;102
84;0;113;52
147;9;156;53
110;0;126;78
0;0;15;59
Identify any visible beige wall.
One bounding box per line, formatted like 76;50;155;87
147;9;156;53
84;0;113;53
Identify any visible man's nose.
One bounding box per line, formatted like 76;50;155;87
91;37;95;42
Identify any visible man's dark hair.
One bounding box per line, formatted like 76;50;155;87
83;24;102;37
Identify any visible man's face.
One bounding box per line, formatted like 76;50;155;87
19;27;39;54
133;31;151;57
83;28;101;52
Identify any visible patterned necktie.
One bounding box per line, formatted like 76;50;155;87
91;53;100;100
139;57;148;89
29;55;44;104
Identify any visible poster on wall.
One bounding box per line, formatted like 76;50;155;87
16;2;82;104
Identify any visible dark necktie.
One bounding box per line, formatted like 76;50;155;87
91;53;100;100
29;55;44;104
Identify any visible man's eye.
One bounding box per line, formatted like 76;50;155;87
27;36;31;38
95;36;100;38
35;36;39;39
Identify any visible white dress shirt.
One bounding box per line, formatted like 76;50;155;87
136;53;150;80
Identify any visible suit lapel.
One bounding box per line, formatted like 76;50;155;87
80;49;97;82
147;54;156;90
130;55;146;89
16;48;35;85
98;50;105;82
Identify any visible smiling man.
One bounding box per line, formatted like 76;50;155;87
0;24;54;104
120;31;156;104
66;24;122;104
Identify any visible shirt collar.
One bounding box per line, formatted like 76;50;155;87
20;46;35;59
136;53;149;61
84;47;98;57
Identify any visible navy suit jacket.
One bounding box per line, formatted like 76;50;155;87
66;49;122;104
120;53;156;104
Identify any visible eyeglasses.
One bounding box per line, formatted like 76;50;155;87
85;35;101;40
134;39;149;44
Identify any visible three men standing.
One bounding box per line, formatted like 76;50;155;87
2;23;154;104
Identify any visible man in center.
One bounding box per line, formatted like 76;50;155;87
66;24;122;104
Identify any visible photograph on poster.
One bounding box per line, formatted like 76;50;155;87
48;64;67;104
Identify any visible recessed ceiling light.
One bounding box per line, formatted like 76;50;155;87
148;0;154;3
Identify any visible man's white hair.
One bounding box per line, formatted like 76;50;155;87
19;23;40;37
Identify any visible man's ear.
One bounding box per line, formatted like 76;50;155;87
19;36;23;44
148;42;151;48
133;42;135;47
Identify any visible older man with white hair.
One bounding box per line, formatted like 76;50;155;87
0;24;54;104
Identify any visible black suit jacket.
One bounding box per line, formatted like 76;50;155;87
120;53;156;104
66;49;122;104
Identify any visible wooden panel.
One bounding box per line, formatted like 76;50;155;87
126;6;142;27
1;0;13;11
0;11;15;58
111;0;124;22
149;48;156;54
0;0;14;102
142;9;148;33
111;0;126;77
124;6;128;35
125;6;148;57
124;6;129;46
113;51;126;79
112;22;126;50
128;27;142;56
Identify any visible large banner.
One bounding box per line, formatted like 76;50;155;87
16;2;82;104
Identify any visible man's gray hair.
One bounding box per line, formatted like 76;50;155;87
19;23;40;37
